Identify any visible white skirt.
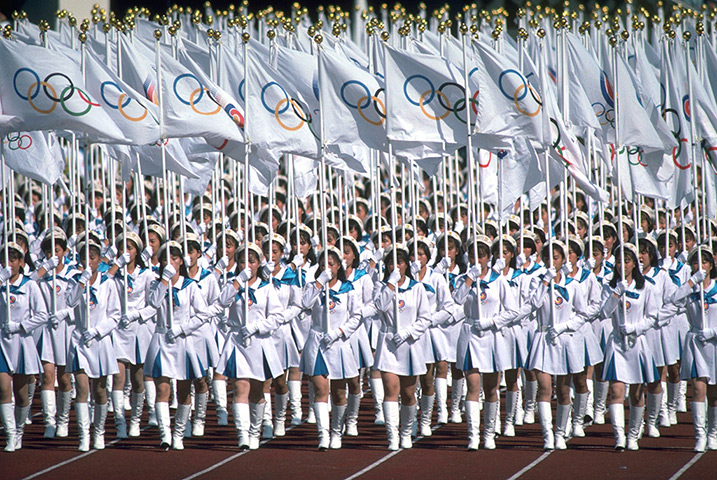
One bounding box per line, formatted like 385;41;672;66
0;331;43;375
455;324;509;374
646;324;680;367
272;323;300;370
290;313;310;351
680;332;717;384
373;330;427;377
364;316;382;350
215;331;283;382
501;325;529;370
191;322;220;369
602;334;660;384
144;332;205;381
669;314;690;360
526;330;585;376
574;323;604;368
592;317;613;353
428;322;461;363
67;330;119;379
37;320;72;366
349;323;374;369
300;329;359;380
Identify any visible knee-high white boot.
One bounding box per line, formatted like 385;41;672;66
667;381;680;425
660;381;671;427
345;393;361;436
144;381;157;426
435;377;448;424
537;402;554;450
248;402;266;450
155;401;171;450
25;380;35;425
232;402;250;449
419;394;435;436
483;401;498;450
313;401;330;450
274;392;289;437
678;381;687;412
383;401;400;451
330;403;346;449
626;404;644;451
646;392;662;438
262;392;273;439
593;381;609;425
306;382;316;424
172;404;191;450
707;406;717;450
212;379;228;426
111;390;127;439
75;402;91;452
41;389;57;438
92;402;108;450
128;391;144;437
370;377;385;425
609;403;626;450
504;391;519;437
450;378;464;423
13;404;29;450
585;378;594;424
692;401;707;452
399;403;417;449
572;393;588;438
287;380;303;425
192;392;208;437
523;380;538;424
465;400;481;451
1;403;17;452
554;403;571;450
56;390;72;437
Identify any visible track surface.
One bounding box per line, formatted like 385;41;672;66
3;390;714;480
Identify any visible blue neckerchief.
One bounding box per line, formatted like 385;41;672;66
352;269;368;281
668;261;685;286
605;260;614;270
523;263;541;275
272;267;301;288
320;281;355;306
199;268;213;281
167;277;195;307
644;276;656;285
625;290;640;299
97;261;111;273
578;269;591;283
152;265;160;274
476;270;501;290
650;266;661;279
8;276;31;295
554;284;570;302
398;278;420;293
236;280;269;304
423;283;436;294
689;282;717;304
88;274;109;305
448;273;458;291
508;268;523;288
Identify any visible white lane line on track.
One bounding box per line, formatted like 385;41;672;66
668;452;705;480
341;424;443;480
182;423;301;480
505;451;552;480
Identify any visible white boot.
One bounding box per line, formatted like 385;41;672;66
572;393;588;438
25;380;35;425
435;377;448;424
692;402;707;452
345;393;361;436
504;391;519;437
646;392;662;438
41;389;57;438
399;404;416;449
483;401;498;450
370;377;385;425
144;381;158;426
523;380;538;424
667;382;680;425
585;378;594;425
465;400;481;450
56;391;72;437
274;392;289;437
708;406;717;450
609;403;626;450
128;392;144;437
112;390;127;439
537;402;554;450
419;394;435;437
262;392;273;439
660;382;671;427
287;380;303;425
450;378;464;423
13;404;28;450
313;402;330;450
678;381;687;412
383;401;400;451
156;401;171;450
192;392;208;436
306;383;316;424
75;402;91;452
554;403;570;450
330;403;346;449
1;403;17;452
593;381;609;425
92;403;108;450
515;386;525;426
626;404;644;451
248;402;265;450
213;379;228;426
232;402;250;449
172;404;191;450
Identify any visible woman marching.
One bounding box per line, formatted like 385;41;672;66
371;244;432;450
211;242;285;450
66;239;121;451
0;242;48;451
600;243;660;450
300;245;363;449
670;245;717;452
144;241;211;450
452;235;517;450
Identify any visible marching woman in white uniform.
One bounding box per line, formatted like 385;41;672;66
671;245;717;452
413;236;458;436
107;232;157;438
144;241;211;451
300;245;363;450
0;242;48;452
212;243;284;450
600;243;660;451
66;240;121;452
371;244;432;450
453;235;518;450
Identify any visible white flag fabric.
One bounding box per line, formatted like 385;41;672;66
0;39;128;143
2;131;65;185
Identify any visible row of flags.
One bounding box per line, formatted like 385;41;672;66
1;8;717;217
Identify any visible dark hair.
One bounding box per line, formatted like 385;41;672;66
540;244;565;265
236;248;267;281
316;249;347;283
383;249;412;283
437;237;467;274
689;252;717;279
491;242;517;270
342;242;360;269
78;244;102;265
609;248;645;290
291;230;317;265
126;237;147;270
158;246;189;278
638;240;659;268
41;236;68;256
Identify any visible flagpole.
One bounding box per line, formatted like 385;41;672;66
79;32;92;334
242;29;251;344
1;144;10;331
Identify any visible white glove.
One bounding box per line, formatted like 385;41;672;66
44;255;60;271
166;324;183;344
82;327;99;347
238;267;252;283
562;261;573;275
547;327;561;344
67;234;78;249
391;329;411;348
205;245;217;260
104;245;118;261
311;236;320;248
141;246;153;265
614;280;628;296
690;270;706;285
619;323;637;335
48;314;59;329
241;322;259;339
321;329;342;347
471;317;493;333
516;253;527;268
196;222;207;235
357;259;370;271
467;265;482;282
434;257;450;274
492;258;506;273
543;267;557;283
316;270;331;287
387;268;401;288
55;308;71;321
215;256;229;272
3;321;22;337
119;311;140;329
291;253;304;268
79;268;93;285
698;328;717;342
586;257;596;269
372;247;385;264
0;266;12;284
677;250;689;264
283;243;292;258
455;220;465;233
262;261;275;278
410;260;421;277
162;264;177;282
114;252;131;269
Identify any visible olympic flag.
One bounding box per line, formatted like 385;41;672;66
2;131;65;186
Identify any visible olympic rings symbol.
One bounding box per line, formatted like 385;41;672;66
340;80;386;126
2;133;32;150
260;82;318;138
13;68;99;116
100;81;149;122
662;107;691;169
173;74;221;116
610;145;648;168
403;75;477;124
497;69;542;117
672;138;691;170
592;101;615;127
478;151;492;168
